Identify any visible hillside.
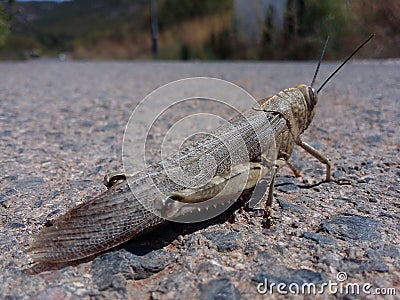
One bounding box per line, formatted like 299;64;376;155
5;0;150;58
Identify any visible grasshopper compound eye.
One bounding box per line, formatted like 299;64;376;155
308;86;318;108
296;84;318;112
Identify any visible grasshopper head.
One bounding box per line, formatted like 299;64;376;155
297;84;318;123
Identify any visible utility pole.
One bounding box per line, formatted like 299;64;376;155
149;0;158;57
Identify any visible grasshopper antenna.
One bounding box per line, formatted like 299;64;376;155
311;36;330;87
317;34;375;93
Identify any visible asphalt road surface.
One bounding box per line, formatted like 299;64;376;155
1;59;399;299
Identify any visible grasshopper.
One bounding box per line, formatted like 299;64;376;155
29;35;374;263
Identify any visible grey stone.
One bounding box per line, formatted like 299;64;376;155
381;244;400;259
321;214;380;241
243;242;256;256
277;197;307;213
364;135;383;144
6;222;26;229
196;261;225;277
275;176;297;185
203;231;242;252
34;286;69;300
254;251;277;264
91;251;133;290
34;199;43;208
302;232;337;245
99;123;120;132
0;175;18;184
275;183;300;192
332;170;344;178
366;260;389;272
15;177;45;190
124;249;176;280
91;249;176;289
199;278;241;300
357;177;375;183
5;188;17;196
339;257;389;274
47;191;61;201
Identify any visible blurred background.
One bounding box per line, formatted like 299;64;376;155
0;0;398;61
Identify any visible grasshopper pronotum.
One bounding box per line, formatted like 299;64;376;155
30;35;374;263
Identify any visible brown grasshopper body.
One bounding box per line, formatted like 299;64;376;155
29;36;373;263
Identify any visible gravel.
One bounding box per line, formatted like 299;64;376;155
0;59;399;299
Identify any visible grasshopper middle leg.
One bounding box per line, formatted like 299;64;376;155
246;156;286;218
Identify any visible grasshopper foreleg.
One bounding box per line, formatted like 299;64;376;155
296;138;331;182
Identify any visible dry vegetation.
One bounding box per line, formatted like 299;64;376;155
73;12;232;60
1;0;399;60
352;0;400;58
